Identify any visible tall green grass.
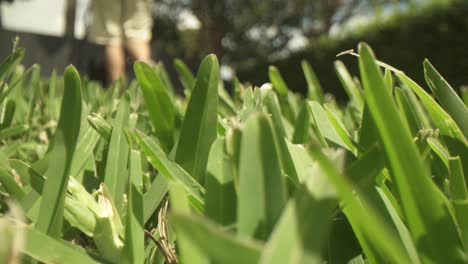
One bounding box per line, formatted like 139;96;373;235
0;42;467;263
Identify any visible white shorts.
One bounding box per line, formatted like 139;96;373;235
87;0;153;45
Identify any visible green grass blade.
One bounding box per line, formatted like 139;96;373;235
449;157;468;248
169;183;208;263
0;124;28;141
292;101;311;144
134;131;205;208
309;147;413;263
170;212;262;264
357;104;380;152
0;166;25;200
154;62;176;97
260;186;335;264
424;60;468;139
263;91;299;184
302;60;324;102
310;101;354;152
335;60;364;109
268;66;289;96
324;104;357;154
0;100;16;129
134;61;175;151
237;113;287;241
23;224;101;263
143;175;168;223
0;48;24;82
104;94;130;213
175;54;219;185
397;72;467;145
37;65;82;238
122;150;145;264
205;137;237;226
88;113;112;142
69;127;100;178
174;58;196;94
394;88;421;136
462;86;468;106
359;43;465;263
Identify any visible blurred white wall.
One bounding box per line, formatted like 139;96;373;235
1;0;89;38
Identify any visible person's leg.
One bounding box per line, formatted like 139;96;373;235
122;0;153;63
88;0;124;82
104;43;125;82
126;39;151;63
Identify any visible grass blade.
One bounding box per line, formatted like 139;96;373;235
205;137;237;226
268;66;289;96
122;150;145;264
424;60;468;139
175;54;219;184
37;65;82;238
302;60;324;102
174;58;196;94
237;113;287;240
0;48;24;82
104;94;130;213
134;62;175;151
335;60;364;109
23;224;101;263
134;131;205;208
359;43;465;263
170;212;262;264
397;72;467;145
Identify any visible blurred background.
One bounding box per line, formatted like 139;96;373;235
0;0;467;100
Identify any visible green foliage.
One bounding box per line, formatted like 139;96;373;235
0;43;467;264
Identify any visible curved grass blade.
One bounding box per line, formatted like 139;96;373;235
0;48;24;82
134;131;205;208
37;65;82;238
174;58;196;94
88;113;112;142
0;64;39;105
310;101;355;152
175;54;219;185
70;127;100;178
335;60;364;109
134;61;175;151
0;166;25;200
237;113;287;241
424;60;468;139
309;147;413;263
359;43;465;263
397;72;467;145
302;60;324;102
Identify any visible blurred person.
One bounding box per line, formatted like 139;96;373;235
88;0;153;82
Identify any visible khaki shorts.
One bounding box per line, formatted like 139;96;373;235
88;0;153;45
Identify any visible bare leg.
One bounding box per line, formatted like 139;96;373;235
104;43;126;82
126;39;152;64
